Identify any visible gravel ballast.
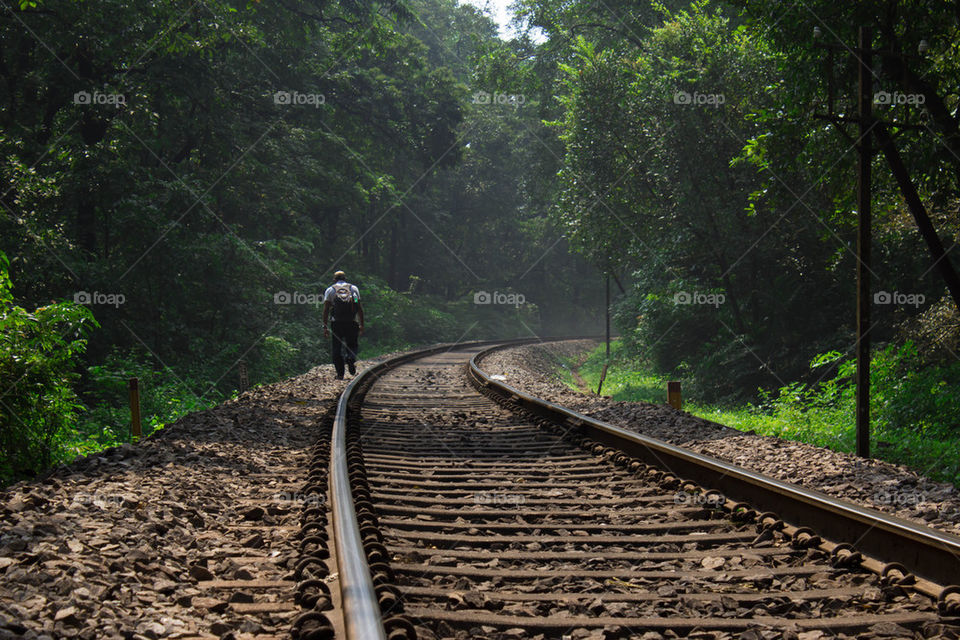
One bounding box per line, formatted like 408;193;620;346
479;340;960;540
0;360;357;640
4;339;960;639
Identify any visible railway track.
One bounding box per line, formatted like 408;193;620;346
323;341;960;640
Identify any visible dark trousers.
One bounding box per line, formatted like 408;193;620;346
330;320;359;377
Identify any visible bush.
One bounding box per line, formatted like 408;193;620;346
758;341;960;484
872;341;960;437
615;284;787;403
0;252;97;483
360;276;459;350
77;349;222;453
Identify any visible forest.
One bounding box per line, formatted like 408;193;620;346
2;0;959;484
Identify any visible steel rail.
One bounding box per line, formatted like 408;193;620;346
469;343;960;591
331;361;389;640
331;337;551;639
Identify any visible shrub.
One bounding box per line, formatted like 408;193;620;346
759;341;960;484
78;348;221;452
0;252;97;483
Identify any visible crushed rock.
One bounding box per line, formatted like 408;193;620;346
479;340;960;539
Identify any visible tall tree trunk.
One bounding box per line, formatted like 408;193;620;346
76;193;96;254
388;215;399;289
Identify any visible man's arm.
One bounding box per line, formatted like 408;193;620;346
356;303;364;335
322;300;331;337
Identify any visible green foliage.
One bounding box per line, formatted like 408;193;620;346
871;343;960;439
361;277;457;349
0;252;97;483
756;342;960;436
753;341;960;484
0;0;605;486
76;349;222;457
728;0;960;201
562;339;667;403
254;336;301;387
534;0;960;405
547;3;857;397
13;0;958;492
567;339;960;486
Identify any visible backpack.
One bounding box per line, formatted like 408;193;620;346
331;282;357;321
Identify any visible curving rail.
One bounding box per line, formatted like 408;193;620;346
468;341;960;606
330;337;960;639
330;338;546;638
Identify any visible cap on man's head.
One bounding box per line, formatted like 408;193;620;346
334;270;346;280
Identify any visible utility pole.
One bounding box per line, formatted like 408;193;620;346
854;26;873;458
815;26;876;458
814;27;956;457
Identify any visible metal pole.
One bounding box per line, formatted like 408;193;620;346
855;26;872;458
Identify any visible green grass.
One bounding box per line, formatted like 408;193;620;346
570;341;673;404
558;340;960;486
571;342;830;442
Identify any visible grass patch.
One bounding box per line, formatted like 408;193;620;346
567;341;670;403
557;340;960;487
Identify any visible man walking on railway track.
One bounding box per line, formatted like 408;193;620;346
323;270;365;379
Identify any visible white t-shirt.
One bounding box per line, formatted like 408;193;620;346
324;281;361;321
